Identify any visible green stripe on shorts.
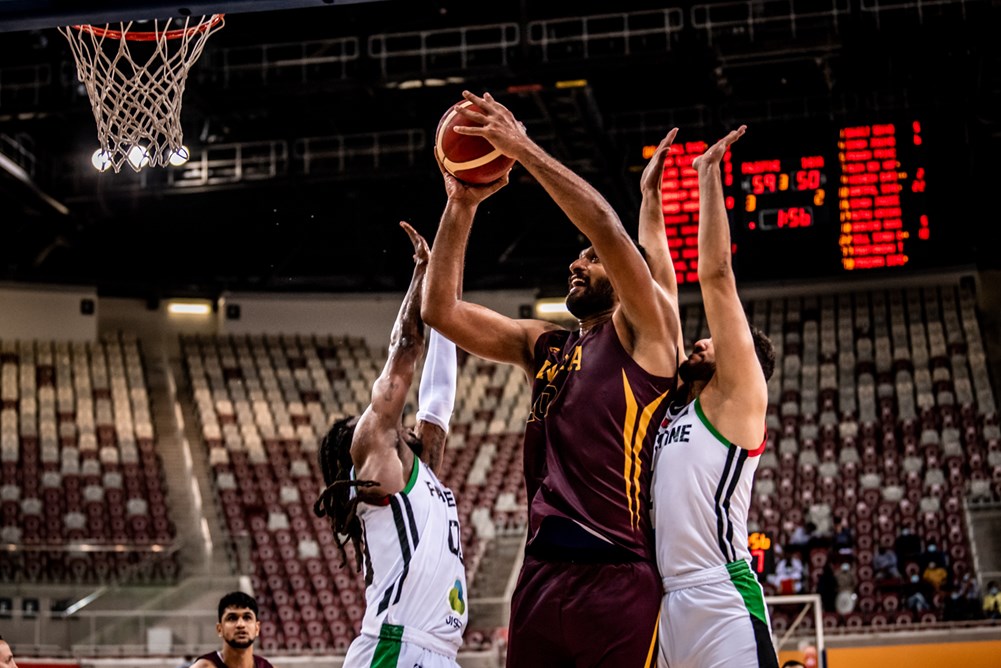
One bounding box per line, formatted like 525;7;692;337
372;623;404;668
726;560;767;625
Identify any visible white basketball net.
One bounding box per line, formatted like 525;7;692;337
59;15;224;173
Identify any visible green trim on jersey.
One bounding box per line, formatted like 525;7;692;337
371;623;404;668
726;560;768;625
402;455;419;495
694;397;731;449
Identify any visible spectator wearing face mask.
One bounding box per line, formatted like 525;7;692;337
922;560;949;593
905;573;933;613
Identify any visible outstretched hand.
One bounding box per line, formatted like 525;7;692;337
640;128;679;194
452;90;529;159
693;125;746;172
400;221;429;265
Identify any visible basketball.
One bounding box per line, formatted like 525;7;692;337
435;100;515;185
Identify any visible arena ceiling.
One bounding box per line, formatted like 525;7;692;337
0;0;994;299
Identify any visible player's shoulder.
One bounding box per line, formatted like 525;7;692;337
254;657;276;668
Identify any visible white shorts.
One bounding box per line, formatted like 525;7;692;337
657;561;778;668
343;624;460;668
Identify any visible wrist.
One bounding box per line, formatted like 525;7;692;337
445;197;478;212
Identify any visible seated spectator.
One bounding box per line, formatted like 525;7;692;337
922;561;948;593
945;577;982;623
770;551;805;594
984;581;1001;620
873;546;901;581
905;573;933;613
958;573;982;619
788;521;812;551
920;542;948;572
894;526;922;565
834;562;857;615
832;515;854;556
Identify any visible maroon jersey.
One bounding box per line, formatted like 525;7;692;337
194;652;274;668
523;319;674;561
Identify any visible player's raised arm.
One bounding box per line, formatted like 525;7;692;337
350;222;429;496
453;90;677;377
694;126;768;447
638;128;687;359
422;158;557;378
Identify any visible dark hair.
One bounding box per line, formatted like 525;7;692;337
218;591;259;621
634;239;649;263
750;325;775;381
313;416;376;578
781;662;806;668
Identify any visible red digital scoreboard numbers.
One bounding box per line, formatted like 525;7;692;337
838;122;930;271
653;141;735;284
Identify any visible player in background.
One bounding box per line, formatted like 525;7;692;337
646;126;779;668
0;634;19;668
313;222;466;668
190;592;274;668
423;90;681;668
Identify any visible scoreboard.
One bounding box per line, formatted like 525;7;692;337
650;119;964;284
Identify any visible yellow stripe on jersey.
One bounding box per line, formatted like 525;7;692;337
621;370;639;531
643;611;660;668
621;372;669;530
631;389;667;529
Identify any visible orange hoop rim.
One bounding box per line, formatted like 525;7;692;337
70;13;224;41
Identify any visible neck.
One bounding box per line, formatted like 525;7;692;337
685;380;707;404
220;645;254;668
577;307;614;333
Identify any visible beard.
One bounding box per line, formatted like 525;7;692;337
225;636;256;650
678;357;715;384
566;275;615;318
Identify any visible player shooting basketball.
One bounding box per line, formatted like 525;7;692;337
642;127;779;668
423;90;682;668
313;222;467;668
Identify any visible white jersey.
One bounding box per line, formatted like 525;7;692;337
353;457;467;658
651;396;763;578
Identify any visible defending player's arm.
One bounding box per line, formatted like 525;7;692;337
414;328;456;475
422;162;557;378
638;128;687;359
694;126;767;448
454;90;677;377
351;222;428;496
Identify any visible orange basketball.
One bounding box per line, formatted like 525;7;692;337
435;100;515;185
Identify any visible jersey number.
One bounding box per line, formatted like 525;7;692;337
448;519;464;563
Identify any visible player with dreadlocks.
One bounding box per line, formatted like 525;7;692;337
314;221;469;668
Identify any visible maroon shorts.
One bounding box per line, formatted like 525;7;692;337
506;554;662;668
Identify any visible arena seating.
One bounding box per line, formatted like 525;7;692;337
184;333;530;651
735;283;998;629
0;335;176;584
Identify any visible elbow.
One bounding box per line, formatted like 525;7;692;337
421;300;452;332
697;258;735;286
421;303;441;329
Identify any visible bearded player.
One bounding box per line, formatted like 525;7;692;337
646;127;779;668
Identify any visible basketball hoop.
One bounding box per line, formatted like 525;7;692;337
60;15;225;173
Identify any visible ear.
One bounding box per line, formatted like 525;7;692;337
216;621;223;637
